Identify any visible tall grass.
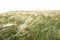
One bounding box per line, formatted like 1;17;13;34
0;11;60;40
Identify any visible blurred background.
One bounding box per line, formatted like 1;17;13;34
0;0;60;13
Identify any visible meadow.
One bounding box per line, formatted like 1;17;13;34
0;11;60;40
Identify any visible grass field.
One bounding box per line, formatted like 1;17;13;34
0;11;60;40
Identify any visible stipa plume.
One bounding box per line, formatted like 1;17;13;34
0;11;60;40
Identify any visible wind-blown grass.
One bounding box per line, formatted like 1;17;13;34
0;11;60;40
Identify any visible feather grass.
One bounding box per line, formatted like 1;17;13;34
0;11;60;40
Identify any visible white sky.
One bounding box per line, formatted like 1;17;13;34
0;0;60;13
